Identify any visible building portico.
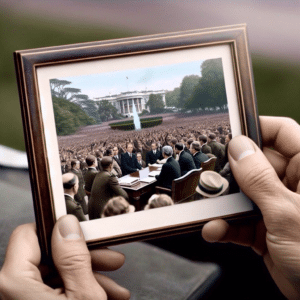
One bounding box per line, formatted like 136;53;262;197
94;90;166;117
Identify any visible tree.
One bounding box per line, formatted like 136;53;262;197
73;94;89;101
185;58;227;111
98;100;118;122
178;75;200;108
165;87;180;107
63;87;81;101
50;79;71;98
146;94;165;114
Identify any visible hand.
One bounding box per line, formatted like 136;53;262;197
0;215;130;300
202;116;300;299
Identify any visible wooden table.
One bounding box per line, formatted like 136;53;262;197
120;166;160;211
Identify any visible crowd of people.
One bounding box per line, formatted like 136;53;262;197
61;114;234;221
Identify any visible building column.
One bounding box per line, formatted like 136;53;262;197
122;100;125;115
126;99;129;114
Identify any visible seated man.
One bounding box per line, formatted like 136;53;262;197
89;157;129;220
155;145;181;190
63;173;87;222
146;142;162;166
190;141;209;169
199;135;212;154
136;152;146;168
175;143;196;176
121;142;142;176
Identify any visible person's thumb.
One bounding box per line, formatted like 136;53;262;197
228;135;292;215
51;215;106;299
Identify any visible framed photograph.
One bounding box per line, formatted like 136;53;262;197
14;24;261;258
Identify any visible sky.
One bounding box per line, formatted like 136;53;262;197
57;59;205;99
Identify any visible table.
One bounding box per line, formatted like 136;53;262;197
120;166;160;211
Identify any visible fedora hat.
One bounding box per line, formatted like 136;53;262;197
196;171;229;198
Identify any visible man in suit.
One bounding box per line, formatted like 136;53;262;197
113;146;122;167
104;148;122;178
207;133;226;173
89;157;129;220
175;143;196;176
199;135;212;154
136;152;146;168
146;142;162;166
190;141;209;169
155;146;181;190
185;138;194;155
121;143;142;176
84;155;98;197
95;151;103;172
63;173;87;222
70;160;88;215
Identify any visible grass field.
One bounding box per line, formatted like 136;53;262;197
1;8;300;151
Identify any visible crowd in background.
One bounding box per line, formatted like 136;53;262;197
60;114;236;222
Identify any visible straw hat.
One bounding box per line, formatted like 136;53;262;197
196;171;229;198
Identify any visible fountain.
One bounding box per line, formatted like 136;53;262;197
132;103;141;130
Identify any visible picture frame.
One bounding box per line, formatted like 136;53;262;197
14;24;261;258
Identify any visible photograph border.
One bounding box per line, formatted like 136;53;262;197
14;24;261;258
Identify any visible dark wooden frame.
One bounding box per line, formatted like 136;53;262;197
14;24;261;258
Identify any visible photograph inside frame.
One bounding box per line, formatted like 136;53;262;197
52;56;239;223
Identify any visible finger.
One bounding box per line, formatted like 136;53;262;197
94;273;131;300
1;223;42;280
260;116;300;158
51;215;106;299
90;249;125;271
284;152;300;192
202;219;267;256
228;135;291;214
263;147;288;180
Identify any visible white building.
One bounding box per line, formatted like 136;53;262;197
94;90;166;117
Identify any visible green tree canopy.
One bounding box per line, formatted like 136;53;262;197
53;96;96;136
165;87;180;107
63;87;81;101
146;94;165;114
185;58;227;111
98;100;118;122
178;75;200;108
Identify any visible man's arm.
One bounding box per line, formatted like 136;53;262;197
109;175;129;200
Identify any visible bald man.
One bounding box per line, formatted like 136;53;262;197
63;173;87;222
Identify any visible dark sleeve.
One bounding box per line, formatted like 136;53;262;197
193;157;200;169
67;201;87;222
146;152;150;166
158;151;163;160
190;157;196;169
134;156;142;170
109;175;129;200
155;164;168;187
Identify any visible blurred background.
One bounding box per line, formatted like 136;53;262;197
1;0;300;151
0;1;299;299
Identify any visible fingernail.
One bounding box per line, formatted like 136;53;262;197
228;136;256;161
58;215;81;240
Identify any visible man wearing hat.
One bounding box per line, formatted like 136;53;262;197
196;170;229;199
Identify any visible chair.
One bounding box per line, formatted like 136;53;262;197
156;168;202;203
201;157;216;171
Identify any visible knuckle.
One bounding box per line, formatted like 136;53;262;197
58;251;91;272
240;163;277;195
